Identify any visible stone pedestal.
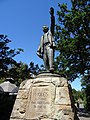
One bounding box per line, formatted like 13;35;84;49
10;72;79;120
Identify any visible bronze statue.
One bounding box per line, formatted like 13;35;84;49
49;7;55;36
36;7;55;72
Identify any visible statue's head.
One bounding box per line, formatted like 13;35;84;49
43;25;49;33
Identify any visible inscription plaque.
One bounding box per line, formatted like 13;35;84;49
25;85;51;119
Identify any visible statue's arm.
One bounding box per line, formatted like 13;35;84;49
36;36;44;59
50;16;55;36
40;36;44;54
50;7;55;36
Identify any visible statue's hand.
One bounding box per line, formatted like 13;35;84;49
50;42;56;49
53;42;56;48
36;51;43;59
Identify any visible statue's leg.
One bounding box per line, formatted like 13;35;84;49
48;48;54;71
43;50;49;71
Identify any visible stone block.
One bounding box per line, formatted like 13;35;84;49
34;77;52;83
25;83;53;119
52;77;68;87
55;87;71;105
10;98;27;119
19;79;32;90
17;89;29;99
53;109;74;120
19;99;27;113
10;73;79;120
41;118;52;120
10;118;23;120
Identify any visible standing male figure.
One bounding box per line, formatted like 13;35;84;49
36;7;55;71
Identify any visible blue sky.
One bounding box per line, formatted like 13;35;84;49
0;0;82;90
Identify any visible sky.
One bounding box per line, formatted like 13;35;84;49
0;0;82;90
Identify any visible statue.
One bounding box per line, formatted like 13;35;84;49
36;7;55;72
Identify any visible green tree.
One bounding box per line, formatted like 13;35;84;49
81;75;90;111
8;62;42;86
0;35;43;85
29;62;40;75
29;62;45;75
0;35;23;80
8;62;31;85
72;89;84;103
55;0;90;110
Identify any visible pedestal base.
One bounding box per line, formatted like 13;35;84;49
10;73;79;120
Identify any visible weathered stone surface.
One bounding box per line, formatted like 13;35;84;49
52;77;68;87
10;118;23;120
51;104;73;119
10;73;79;120
11;99;20;118
37;72;60;78
34;77;52;83
41;118;52;120
53;110;74;120
19;99;27;113
10;99;26;119
25;83;54;119
55;87;71;105
19;79;32;90
17;90;29;99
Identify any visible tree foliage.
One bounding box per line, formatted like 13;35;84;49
81;75;90;111
8;62;44;86
0;35;23;79
72;88;84;103
8;62;30;85
55;0;90;110
0;34;44;86
55;0;90;81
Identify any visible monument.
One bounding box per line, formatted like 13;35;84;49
36;7;55;72
10;7;79;120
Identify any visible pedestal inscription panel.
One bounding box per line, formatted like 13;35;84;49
25;85;51;119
